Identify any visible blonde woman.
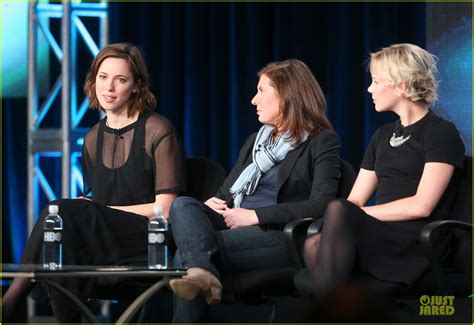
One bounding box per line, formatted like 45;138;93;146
303;43;465;296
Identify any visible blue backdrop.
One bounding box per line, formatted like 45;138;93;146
2;2;471;263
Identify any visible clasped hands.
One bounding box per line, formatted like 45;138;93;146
205;197;258;229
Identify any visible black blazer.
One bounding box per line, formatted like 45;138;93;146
216;130;341;226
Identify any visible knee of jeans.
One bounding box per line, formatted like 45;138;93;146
170;196;198;223
173;250;183;267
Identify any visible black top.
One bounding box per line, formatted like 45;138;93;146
216;130;341;226
82;112;186;206
19;112;186;316
362;110;464;220
358;110;465;284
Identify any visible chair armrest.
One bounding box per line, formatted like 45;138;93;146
307;219;323;237
283;218;314;268
420;220;473;248
419;219;473;295
283;218;314;240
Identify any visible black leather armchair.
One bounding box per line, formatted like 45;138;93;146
420;156;472;297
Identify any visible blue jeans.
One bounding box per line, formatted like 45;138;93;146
169;196;294;322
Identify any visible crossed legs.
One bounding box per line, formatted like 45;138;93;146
303;199;362;295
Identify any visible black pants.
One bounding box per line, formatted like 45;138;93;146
21;199;149;322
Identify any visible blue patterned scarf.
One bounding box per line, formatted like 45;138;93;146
229;125;307;208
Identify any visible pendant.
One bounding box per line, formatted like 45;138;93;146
390;133;411;147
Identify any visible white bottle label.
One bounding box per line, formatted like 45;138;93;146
148;232;165;244
44;231;62;242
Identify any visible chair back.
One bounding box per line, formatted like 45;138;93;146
447;156;472;295
337;159;356;199
451;156;472;223
185;156;226;201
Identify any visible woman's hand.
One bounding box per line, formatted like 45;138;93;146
77;196;92;201
222;208;259;228
204;197;228;215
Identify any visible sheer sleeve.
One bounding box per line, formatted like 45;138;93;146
145;114;186;195
81;124;99;197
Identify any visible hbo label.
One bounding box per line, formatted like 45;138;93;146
44;231;62;242
149;232;165;244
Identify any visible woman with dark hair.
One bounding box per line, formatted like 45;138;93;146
168;59;341;322
2;43;185;322
303;43;465;297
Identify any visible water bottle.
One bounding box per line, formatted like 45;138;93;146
43;204;63;269
148;205;168;269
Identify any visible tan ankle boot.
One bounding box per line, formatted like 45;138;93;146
169;267;223;305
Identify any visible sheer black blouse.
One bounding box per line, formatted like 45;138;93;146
82;112;186;206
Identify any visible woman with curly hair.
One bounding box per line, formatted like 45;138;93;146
303;43;465;297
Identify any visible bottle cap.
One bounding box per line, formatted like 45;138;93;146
153;205;163;217
48;205;59;214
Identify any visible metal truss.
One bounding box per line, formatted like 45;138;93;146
27;1;108;319
28;0;108;229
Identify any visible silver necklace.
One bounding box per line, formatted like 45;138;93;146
390;133;411;147
389;119;412;147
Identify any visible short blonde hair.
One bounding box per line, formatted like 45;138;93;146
369;43;439;105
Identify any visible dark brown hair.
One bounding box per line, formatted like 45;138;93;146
84;43;156;116
258;59;332;146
